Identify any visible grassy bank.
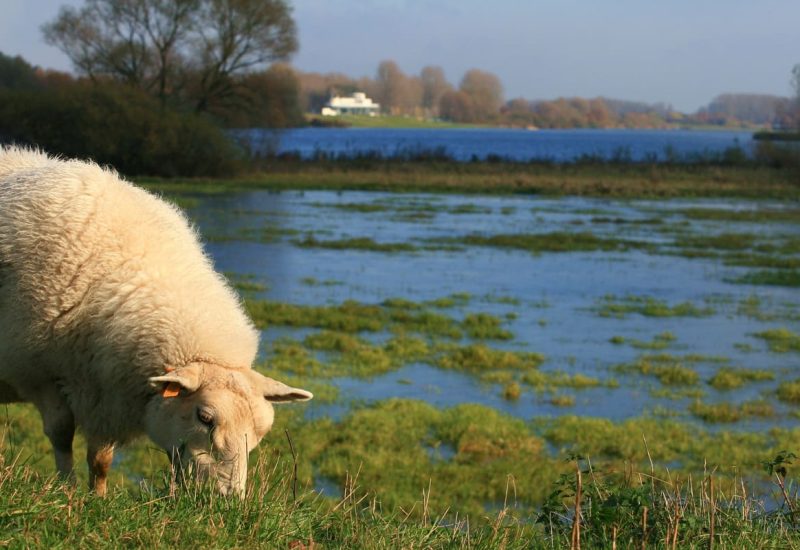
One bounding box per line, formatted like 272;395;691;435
4;445;800;548
139;160;800;199
307;113;481;129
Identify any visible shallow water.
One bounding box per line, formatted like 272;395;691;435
186;190;800;430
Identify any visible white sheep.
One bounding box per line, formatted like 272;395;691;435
0;147;311;496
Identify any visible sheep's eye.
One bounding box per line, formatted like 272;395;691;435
197;409;214;428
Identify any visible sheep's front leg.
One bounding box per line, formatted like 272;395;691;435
33;386;75;478
87;440;115;497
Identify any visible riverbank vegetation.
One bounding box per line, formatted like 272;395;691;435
140;158;800;198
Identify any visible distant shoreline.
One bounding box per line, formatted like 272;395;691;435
304;113;765;132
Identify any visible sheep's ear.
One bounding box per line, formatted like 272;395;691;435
149;364;204;397
257;374;313;403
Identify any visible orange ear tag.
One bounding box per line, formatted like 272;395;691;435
162;382;181;398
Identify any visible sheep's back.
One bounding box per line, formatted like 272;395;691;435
0;148;258;378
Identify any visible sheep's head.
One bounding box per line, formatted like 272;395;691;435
144;362;311;496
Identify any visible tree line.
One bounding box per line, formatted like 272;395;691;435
297;62;502;123
41;0;304;128
1;0;798;178
297;60;800;129
0;0;305;177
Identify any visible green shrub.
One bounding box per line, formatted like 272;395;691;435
0;82;242;177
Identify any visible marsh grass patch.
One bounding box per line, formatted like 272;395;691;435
609;331;677;350
430;231;645;254
300;277;342;286
294;235;419;253
753;328;800;353
736;294;800;322
689;400;775;423
733;269;800;288
463;313;513;340
777;379;800;404
614;357;699;386
435;343;544;373
708;367;775;390
594;295;714;318
246;297;512;342
680;207;800;223
224;272;269;294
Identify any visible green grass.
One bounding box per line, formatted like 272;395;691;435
299;276;342;287
594;294;714;318
777;379;800;404
245;297;517;344
681;207;800;223
521;371;610;391
615;357;699;386
0;451;539;548
309;113;480;129
735;294;800;321
435;344;544;374
548;394;576;407
689;399;775;423
293;230;656;256
753;328;800;353
223;272;269;294
675;232;758;250
462;313;513;340
733;269;800;287
137;161;800;200
609;331;677;350
6;455;800;549
9;401;800;547
263;329;547;381
433;231;642;254
426;292;472;308
708;367;775;390
294;235;419;253
502;381;522;400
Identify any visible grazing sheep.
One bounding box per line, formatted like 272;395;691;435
0;147;311;496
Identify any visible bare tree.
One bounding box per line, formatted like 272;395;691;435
793;64;800;128
439;90;474;123
42;0;297;111
375;60;409;115
459;69;503;122
192;0;297;112
43;0;198;104
420;66;451;117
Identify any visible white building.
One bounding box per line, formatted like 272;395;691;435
321;92;380;116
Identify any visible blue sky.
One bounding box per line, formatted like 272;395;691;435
2;0;798;112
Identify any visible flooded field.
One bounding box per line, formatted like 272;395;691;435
4;187;799;513
184;190;800;431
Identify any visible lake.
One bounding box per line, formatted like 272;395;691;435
184;189;800;433
237;127;755;162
